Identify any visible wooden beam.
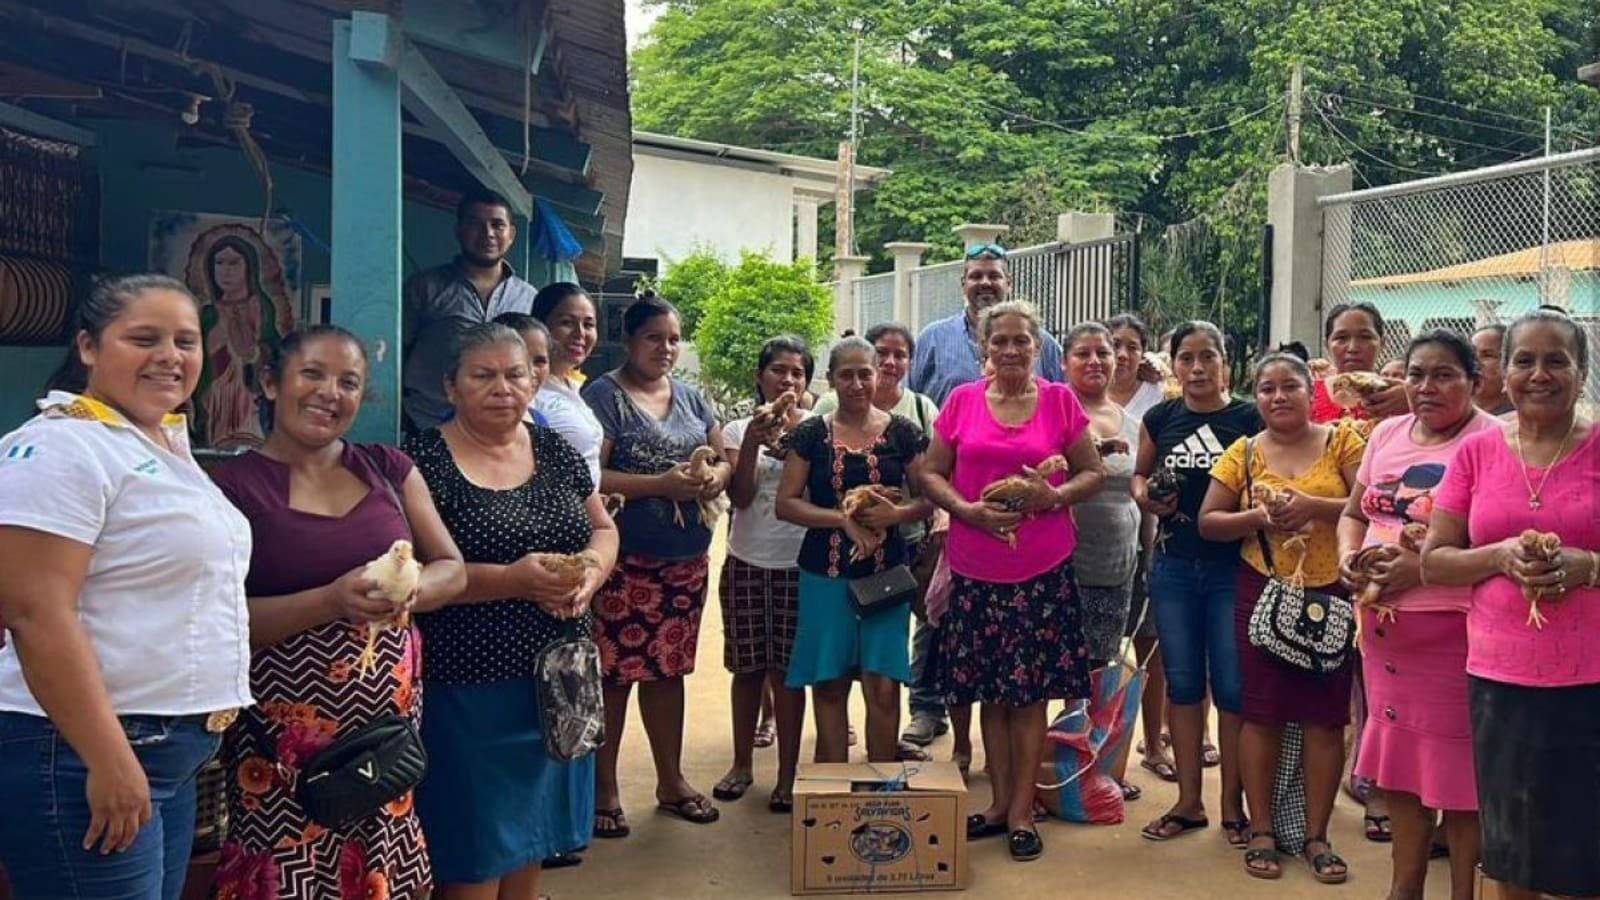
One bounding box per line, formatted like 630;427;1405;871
348;10;400;69
0;99;98;145
398;40;533;218
402;0;548;73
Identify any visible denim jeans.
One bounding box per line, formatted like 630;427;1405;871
907;618;946;720
1148;554;1243;712
0;712;221;900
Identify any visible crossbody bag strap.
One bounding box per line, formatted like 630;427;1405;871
1243;437;1278;576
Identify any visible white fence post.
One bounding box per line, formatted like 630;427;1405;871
953;222;1010;250
1268;163;1352;350
885;242;930;329
833;255;870;336
1057;211;1115;243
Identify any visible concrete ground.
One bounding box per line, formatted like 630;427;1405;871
549;531;1457;899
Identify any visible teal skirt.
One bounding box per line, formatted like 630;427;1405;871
415;678;594;884
785;570;912;687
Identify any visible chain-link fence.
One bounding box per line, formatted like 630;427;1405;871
911;259;965;327
852;271;895;334
1320;147;1600;365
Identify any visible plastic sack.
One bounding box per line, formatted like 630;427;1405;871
923;547;953;626
1038;660;1146;825
535;635;606;761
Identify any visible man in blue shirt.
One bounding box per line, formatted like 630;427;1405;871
907;244;1065;406
901;243;1065;758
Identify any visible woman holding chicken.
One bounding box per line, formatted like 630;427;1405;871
1198;352;1365;883
212;325;466;899
776;336;931;764
1422;309;1600;900
1334;329;1500;900
404;323;618;898
918;300;1105;862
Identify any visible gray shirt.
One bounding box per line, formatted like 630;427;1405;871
401;258;538;430
1071;406;1142;586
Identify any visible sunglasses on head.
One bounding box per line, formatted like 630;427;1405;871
964;242;1008;260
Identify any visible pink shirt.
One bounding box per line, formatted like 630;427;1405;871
1434;426;1600;687
1357;412;1505;613
937;378;1089;584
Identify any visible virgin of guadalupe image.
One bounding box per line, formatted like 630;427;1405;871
184;227;297;448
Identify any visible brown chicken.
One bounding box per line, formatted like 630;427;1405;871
1251;483;1312;559
754;390;800;454
979;456;1069;547
1307;358;1335;381
1328;371;1397;410
1094;437;1131;458
1351;522;1428;641
1520;529;1563;629
840;485;903;562
357;539;422;675
673;446;730;529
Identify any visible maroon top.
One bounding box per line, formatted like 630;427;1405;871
214;443;414;596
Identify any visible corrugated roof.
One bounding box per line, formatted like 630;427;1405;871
1353;239;1599;287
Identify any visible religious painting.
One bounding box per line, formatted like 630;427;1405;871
150;212;300;449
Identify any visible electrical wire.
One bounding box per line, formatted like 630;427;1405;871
1329;93;1592;146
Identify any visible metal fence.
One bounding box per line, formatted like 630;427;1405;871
1320;147;1600;363
911;259;966;326
852;271;895;334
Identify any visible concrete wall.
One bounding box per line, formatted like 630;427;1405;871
0;117;464;433
623;152;796;268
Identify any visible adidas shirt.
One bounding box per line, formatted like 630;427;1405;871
1141;397;1263;561
0;392;253;717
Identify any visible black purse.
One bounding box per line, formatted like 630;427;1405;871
297;715;428;829
848;564;919;617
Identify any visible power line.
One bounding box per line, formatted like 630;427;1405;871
1329;92;1591;144
1322;110;1546;159
1313;105;1447;176
1301;57;1571;129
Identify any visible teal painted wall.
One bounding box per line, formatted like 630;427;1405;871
0;116;465;433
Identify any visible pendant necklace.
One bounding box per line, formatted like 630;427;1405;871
1515;419;1576;510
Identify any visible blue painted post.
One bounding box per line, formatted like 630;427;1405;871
332;15;403;443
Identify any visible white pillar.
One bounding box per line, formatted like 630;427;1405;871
1056;211;1115;243
884;241;930;329
952;222;1011;250
833;254;870;337
1268;163;1353;349
795;197;820;262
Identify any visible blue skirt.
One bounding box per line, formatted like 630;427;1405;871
785;570;912;687
415;678;595;884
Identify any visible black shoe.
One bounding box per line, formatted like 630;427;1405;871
966;813;1007;840
1009;829;1043;861
543;851;583;869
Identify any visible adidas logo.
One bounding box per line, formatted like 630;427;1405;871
1164;425;1228;469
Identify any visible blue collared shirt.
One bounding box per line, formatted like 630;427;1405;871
401;257;538;430
908;313;1065;406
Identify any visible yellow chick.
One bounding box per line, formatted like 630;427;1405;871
357;539;421;674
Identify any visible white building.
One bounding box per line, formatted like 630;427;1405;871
624;131;890;271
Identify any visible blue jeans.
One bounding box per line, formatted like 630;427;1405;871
0;712;221;900
908;618;946;720
1149;554;1243;712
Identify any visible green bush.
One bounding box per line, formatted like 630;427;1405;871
655;246;728;338
694;251;832;404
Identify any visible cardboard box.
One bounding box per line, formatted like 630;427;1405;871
791;762;967;895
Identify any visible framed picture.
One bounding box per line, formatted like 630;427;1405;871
306;283;332;324
600;292;632;344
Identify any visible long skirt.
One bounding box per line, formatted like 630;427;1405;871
592;553;710;686
1234;565;1354;729
934;561;1091;707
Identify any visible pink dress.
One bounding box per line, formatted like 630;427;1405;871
1353;412;1504;810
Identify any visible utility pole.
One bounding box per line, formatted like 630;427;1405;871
1540;105;1552;297
1288;61;1304;163
835;24;863;260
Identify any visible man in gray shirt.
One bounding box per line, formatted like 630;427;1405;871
402;189;539;431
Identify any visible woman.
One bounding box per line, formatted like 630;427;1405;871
1423;310;1600;900
0;275;253;899
921;301;1105;862
212;326;467;898
530;282;604;488
1107;313;1167;421
404;323;618;898
1132;321;1259;847
776;337;930;765
714;336;813;813
814;322;940;428
493;313;553;422
583;296;728;836
1335;330;1499;900
1199;352;1365;883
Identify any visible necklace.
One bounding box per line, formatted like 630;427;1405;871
1515;419;1577;510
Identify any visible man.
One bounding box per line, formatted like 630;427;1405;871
901;243;1066;759
1472;323;1514;415
907;243;1066;406
402;189;538;431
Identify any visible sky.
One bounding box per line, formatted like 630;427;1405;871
624;0;660;50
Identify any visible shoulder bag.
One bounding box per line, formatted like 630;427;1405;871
534;616;607;761
1242;437;1355;675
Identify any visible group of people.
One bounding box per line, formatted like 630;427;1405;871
0;187;1592;900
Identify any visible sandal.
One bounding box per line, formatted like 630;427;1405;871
1140;813;1209;841
1304;837;1349;884
769;789;793;814
1364;813;1393;843
657;794;720;824
1220;818;1250;849
1201;741;1221;768
712;773;754;802
753;720;776;748
1244;831;1282;880
1139;756;1178;783
593;807;630;839
1118;779;1142;802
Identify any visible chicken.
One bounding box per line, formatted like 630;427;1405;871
1350;523;1428;644
1251;483;1312;559
1146;465;1181;502
1328;371;1397;411
754;391;799;454
1519;529;1563;629
1145;352;1181;399
672;446;729;529
841;485;903;562
357;540;422;675
602;493;626;518
1307;358;1335;381
1094;436;1131;458
979;456;1070;547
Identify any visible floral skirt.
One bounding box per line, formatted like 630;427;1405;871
934;561;1091;707
592;553;710;686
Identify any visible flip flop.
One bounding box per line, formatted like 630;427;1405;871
1364;814;1393;843
769;790;793;814
753;720;776;749
1201;742;1221;768
593;807;630;839
1119;780;1143;802
657;794;720;825
1140;813;1210;841
712;773;754;801
1140;757;1178;783
1221;818;1251;849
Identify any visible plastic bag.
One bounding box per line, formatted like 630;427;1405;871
1038;660;1145;825
535;635;606;761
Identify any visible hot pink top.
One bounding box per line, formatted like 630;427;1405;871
1356;411;1505;613
1434;425;1600;687
937;378;1089;584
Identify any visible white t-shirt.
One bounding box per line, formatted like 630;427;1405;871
1123;380;1166;423
0;392;253;717
723;415;808;569
535;374;604;490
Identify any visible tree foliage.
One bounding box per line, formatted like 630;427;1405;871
652;245;727;337
691;250;833;404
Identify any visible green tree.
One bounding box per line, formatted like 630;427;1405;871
694;251;833;403
653;246;727;337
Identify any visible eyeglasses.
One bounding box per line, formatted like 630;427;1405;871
964;242;1008;260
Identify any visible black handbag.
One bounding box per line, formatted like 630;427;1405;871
286;714;428;830
848;564;919;617
534;620;606;762
1240;438;1355;675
